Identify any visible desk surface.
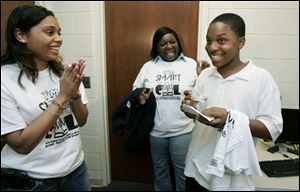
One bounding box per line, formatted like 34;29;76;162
254;140;299;191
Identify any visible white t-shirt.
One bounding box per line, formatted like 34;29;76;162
184;61;283;190
1;64;88;179
133;55;197;137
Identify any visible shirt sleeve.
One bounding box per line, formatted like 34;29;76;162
132;63;147;90
79;82;88;105
1;81;27;135
255;71;283;141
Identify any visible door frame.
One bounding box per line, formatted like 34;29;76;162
100;1;208;184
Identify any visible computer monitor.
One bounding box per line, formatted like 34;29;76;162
275;108;299;144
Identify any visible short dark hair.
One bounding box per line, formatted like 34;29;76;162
150;27;183;59
210;13;245;37
1;5;63;89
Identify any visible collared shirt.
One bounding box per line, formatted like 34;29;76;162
184;61;283;190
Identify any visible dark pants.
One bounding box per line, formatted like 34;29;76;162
186;176;209;191
1;161;90;191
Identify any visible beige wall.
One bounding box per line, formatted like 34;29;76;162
198;1;299;109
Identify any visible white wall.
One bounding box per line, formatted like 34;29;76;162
36;1;299;187
198;1;299;109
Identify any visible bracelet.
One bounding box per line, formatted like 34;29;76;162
46;108;61;117
71;93;81;101
52;100;68;110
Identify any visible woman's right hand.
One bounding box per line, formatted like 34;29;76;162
196;60;210;76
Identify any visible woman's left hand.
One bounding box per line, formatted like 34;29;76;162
138;88;152;105
196;60;210;76
72;58;86;77
69;58;86;97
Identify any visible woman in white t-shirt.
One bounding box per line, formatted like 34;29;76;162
1;5;90;191
133;27;209;191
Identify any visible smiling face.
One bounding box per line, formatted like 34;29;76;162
205;22;245;70
157;33;179;62
21;15;62;70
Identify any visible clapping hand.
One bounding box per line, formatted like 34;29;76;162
60;58;86;99
71;58;86;77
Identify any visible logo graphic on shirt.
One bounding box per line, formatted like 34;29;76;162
39;88;79;148
155;70;181;100
41;88;58;103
